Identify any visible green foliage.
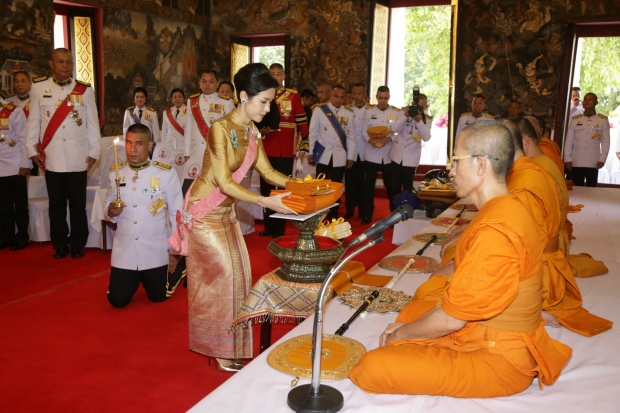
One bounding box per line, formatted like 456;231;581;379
254;46;285;69
403;6;451;116
578;37;620;116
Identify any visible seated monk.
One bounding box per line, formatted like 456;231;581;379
525;115;564;175
350;121;572;397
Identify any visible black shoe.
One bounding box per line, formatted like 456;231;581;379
344;212;354;219
272;232;284;238
0;240;11;250
361;217;372;225
259;230;273;237
71;248;85;258
10;240;29;251
54;245;69;259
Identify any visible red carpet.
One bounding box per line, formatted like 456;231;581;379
0;198;396;413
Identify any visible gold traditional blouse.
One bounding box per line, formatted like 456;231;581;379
190;109;291;207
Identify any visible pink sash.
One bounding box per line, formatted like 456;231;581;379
168;128;258;255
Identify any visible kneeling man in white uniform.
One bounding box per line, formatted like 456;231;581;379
105;124;184;308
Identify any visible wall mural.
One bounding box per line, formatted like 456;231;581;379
0;0;53;96
100;7;207;136
208;0;370;92
456;0;620;119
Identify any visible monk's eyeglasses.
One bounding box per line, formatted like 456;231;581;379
451;154;499;168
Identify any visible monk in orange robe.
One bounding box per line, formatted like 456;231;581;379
540;137;564;175
350;122;572;397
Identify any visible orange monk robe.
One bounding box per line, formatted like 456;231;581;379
350;195;572;397
531;154;570;257
540;137;564;175
508;157;612;336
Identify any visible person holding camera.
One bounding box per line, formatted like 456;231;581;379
388;104;431;195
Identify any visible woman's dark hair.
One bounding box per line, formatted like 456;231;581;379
233;63;279;101
218;81;235;94
133;87;148;99
170;88;185;99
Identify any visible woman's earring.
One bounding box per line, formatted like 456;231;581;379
241;99;247;104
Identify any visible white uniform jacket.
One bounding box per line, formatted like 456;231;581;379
6;95;30;114
352;104;367;161
362;105;406;164
564;113;610;167
105;161;183;271
123;106;161;143
0;100;31;177
26;77;101;172
309;103;355;167
184;93;235;157
161;105;187;149
455;112;494;139
388;117;431;167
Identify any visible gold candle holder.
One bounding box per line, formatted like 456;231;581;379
113;178;126;208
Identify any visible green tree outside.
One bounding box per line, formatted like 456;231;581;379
403;6;451;117
254;46;286;70
578;37;620;117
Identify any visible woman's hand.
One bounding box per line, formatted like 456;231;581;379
258;192;298;215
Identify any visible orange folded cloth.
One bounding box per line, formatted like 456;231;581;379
329;261;391;295
555;307;613;337
568;204;584;213
568;253;609;278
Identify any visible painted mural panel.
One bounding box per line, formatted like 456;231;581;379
0;0;53;96
101;7;207;135
209;0;370;91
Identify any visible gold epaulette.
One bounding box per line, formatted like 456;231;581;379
2;103;17;111
110;161;127;171
34;76;48;83
153;161;172;171
218;94;231;100
311;102;327;111
76;79;91;87
286;88;298;94
146;106;155;111
390;105;400;111
598;113;608;119
426;115;433;120
189;93;200;99
344;104;352;111
572;114;583;119
366;103;375;109
126;106;135;111
484;113;494;118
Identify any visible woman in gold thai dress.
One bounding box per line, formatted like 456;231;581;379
186;64;296;371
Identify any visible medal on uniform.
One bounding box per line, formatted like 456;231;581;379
148;196;167;215
150;177;161;194
387;114;395;124
70;109;83;126
592;133;602;140
0;118;9;130
371;113;377;119
8;139;16;147
281;100;292;118
45;88;52;94
0;134;5;143
339;116;348;126
132;170;140;183
68;93;84;107
144;113;151;121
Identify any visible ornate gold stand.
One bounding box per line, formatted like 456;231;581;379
268;211;344;283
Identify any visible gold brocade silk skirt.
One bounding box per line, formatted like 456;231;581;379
187;202;253;359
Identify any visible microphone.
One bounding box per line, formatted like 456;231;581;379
350;205;414;246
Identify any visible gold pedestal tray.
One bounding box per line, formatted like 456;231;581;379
268;210;344;283
267;334;366;381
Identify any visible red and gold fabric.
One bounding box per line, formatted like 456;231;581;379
263;88;309;157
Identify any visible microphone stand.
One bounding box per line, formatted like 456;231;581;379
287;235;385;413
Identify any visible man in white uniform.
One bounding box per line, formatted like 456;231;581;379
308;85;355;219
183;70;234;193
7;71;37;175
454;95;494;139
105;124;183;308
27;48;101;259
344;83;368;219
123;87;161;143
388;107;431;195
0;99;30;250
564;92;610;187
361;86;406;222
